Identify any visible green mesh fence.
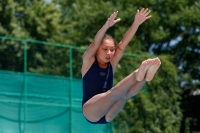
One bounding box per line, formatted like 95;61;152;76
0;70;111;133
0;36;140;133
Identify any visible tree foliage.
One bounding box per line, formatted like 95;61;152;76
113;54;182;133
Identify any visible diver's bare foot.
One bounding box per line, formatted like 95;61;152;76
136;59;154;81
145;57;161;81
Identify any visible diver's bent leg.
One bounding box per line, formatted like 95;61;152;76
83;58;154;122
83;71;138;122
126;80;146;98
105;80;146;122
105;96;127;122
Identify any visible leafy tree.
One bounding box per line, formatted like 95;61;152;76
113;54;182;133
0;0;71;76
140;1;200;132
0;0;28;71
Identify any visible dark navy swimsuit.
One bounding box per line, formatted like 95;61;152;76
82;59;113;124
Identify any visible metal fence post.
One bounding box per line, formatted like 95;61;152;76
23;40;27;132
69;47;73;133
